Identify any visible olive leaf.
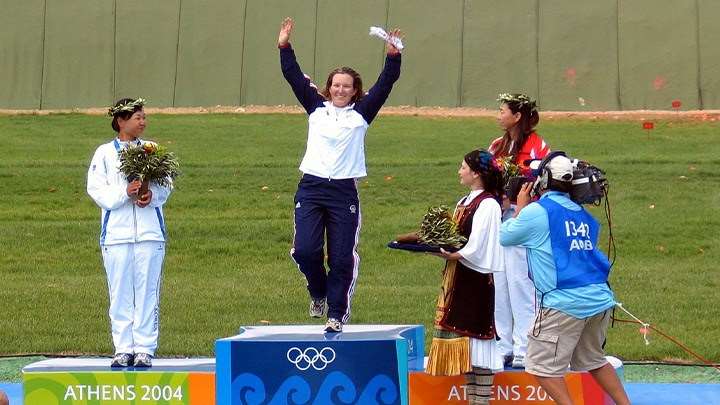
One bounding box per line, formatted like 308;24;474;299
417;205;467;248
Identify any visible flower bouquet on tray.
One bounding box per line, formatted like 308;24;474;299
118;141;180;198
388;205;466;253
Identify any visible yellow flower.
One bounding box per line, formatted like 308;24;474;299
143;142;157;154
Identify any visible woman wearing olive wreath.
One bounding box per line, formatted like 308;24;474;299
87;98;173;367
490;93;551;369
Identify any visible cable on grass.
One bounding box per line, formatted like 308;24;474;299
613;302;720;373
604;187;616;267
622;360;720;367
615;302;650;345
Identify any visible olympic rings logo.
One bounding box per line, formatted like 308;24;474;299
286;346;336;371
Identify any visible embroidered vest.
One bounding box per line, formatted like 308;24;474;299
438;191;499;339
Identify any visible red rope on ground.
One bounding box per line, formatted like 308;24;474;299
612;317;720;373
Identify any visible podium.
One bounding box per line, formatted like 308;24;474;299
23;358;215;404
408;356;625;404
21;329;624;405
215;325;424;405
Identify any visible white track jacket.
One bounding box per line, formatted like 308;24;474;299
87;139;172;246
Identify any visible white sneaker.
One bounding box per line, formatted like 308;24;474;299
511;354;525;368
324;318;343;333
110;353;133;368
309;297;327;318
133;353;153;368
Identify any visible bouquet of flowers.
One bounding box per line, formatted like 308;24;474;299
118;141;180;196
496;155;522;186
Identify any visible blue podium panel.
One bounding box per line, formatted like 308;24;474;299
215;325;424;405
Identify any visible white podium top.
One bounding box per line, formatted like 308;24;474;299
219;324;423;342
23;358;215;372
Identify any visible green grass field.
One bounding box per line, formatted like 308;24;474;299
0;113;718;366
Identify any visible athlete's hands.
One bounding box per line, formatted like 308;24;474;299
386;28;403;55
278;17;293;47
126;180;141;197
136;189;153;208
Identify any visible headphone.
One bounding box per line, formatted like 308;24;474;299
531;150;569;197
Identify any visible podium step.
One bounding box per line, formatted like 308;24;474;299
409;356;625;404
216;324;424;405
23;358;215;404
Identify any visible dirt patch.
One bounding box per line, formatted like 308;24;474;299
2;105;719;122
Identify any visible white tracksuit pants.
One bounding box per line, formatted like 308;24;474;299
102;241;165;355
494;245;536;358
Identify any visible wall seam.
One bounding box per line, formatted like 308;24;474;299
39;0;48;109
238;0;249;106
695;0;703;109
383;0;389;67
312;0;319;81
171;0;183;107
112;0;117;102
457;0;465;107
616;0;622;110
535;0;540;106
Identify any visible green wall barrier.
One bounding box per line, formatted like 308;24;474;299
175;0;246;107
461;0;538;108
539;0;619;111
115;0;180;107
41;0;114;109
241;0;317;107
698;0;720;109
0;0;44;109
618;0;699;110
0;0;717;110
387;0;464;107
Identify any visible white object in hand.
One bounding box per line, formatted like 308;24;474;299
369;26;404;50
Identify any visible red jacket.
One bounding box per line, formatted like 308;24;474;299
489;132;550;176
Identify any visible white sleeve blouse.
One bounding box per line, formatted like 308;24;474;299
456;191;505;274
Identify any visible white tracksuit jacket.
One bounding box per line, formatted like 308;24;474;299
87;138;171;244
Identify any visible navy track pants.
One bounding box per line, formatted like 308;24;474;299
291;174;361;323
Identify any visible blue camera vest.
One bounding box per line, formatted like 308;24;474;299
536;198;611;291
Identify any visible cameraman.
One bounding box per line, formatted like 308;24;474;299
499;153;629;405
